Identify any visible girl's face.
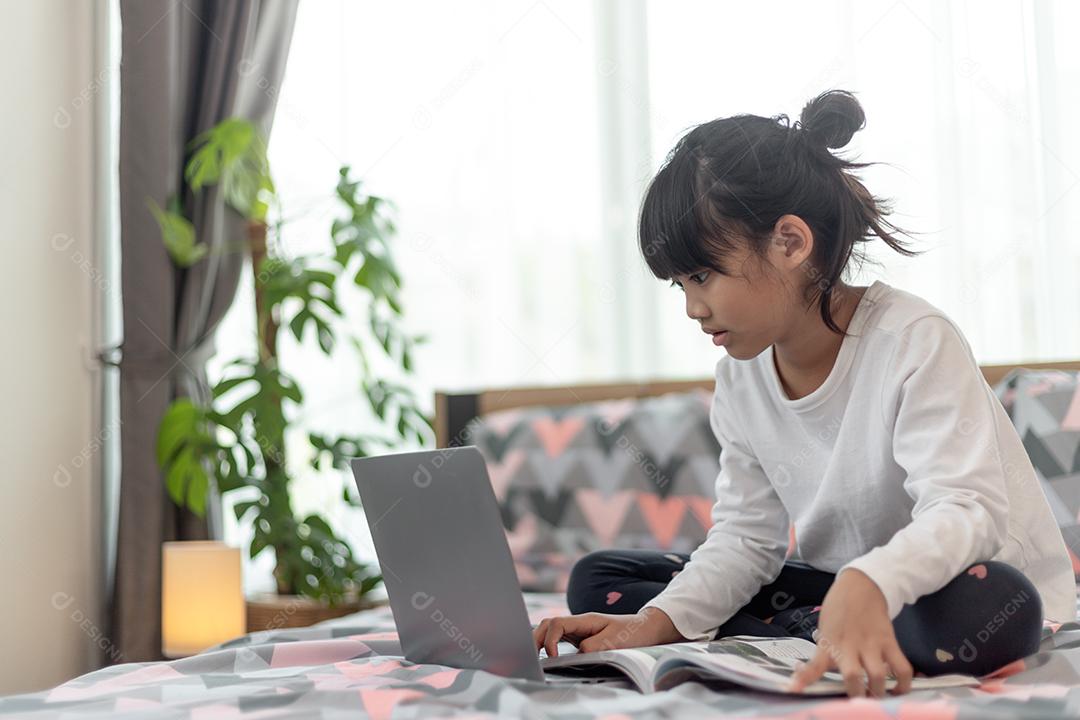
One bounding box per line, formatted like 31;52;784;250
672;218;814;360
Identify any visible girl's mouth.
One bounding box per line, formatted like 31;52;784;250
711;331;729;347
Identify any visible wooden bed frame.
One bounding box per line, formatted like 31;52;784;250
434;360;1080;448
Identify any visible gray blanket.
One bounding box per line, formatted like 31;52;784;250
4;592;1080;719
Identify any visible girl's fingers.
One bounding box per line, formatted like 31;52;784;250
532;618;550;651
859;648;889;698
536;614;611;657
578;627;617;654
884;643;914;695
788;646;832;692
837;651;867;698
543;619;567;658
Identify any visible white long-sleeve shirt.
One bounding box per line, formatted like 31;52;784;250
642;279;1076;641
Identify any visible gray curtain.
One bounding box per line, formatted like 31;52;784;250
113;0;298;663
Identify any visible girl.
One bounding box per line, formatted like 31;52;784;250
531;90;1076;698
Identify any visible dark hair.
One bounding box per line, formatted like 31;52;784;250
638;89;921;335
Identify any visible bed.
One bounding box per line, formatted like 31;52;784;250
6;593;1080;718
5;360;1080;719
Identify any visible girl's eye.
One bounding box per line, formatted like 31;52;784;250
669;271;709;291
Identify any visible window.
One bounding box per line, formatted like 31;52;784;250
212;0;1080;584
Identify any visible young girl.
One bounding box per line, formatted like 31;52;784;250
531;90;1076;698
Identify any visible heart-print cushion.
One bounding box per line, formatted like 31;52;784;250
994;369;1080;577
463;388;725;592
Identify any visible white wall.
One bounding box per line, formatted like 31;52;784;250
0;0;105;694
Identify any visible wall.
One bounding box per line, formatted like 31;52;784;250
0;0;106;694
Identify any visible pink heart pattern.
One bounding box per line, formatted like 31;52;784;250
486;449;527;503
637;495;687;549
595;397;637;430
576;489;635;547
531;416;587;458
471;390;725;591
687;496;715;530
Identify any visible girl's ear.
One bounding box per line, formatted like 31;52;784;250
770;214;815;269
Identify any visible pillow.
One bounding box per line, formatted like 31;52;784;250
464;388;722;592
993;369;1080;576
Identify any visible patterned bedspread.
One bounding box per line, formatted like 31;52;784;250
5;592;1080;719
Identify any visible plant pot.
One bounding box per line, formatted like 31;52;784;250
245;592;388;633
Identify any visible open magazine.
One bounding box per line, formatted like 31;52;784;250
540;636;982;695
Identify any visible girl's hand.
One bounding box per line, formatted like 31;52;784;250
788;568;914;697
533;607;686;657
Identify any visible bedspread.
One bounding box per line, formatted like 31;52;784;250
4;592;1080;719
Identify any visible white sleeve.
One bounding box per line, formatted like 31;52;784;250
839;315;1010;619
640;369;790;641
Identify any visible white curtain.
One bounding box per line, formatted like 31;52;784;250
646;0;1080;366
211;0;1080;583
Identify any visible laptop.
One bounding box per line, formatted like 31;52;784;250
350;445;619;684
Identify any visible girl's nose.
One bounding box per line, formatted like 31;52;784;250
686;295;709;322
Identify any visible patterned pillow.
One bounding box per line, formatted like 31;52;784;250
993;369;1080;576
463;389;722;592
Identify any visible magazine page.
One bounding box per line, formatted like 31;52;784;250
541;641;712;693
651;636;981;695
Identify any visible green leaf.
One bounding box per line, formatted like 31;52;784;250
147;198;207;267
156;399;200;467
249;174;274;222
250;526;269;559
278;373;303;404
333;240;355;268
237;440;257;473
308;270;337;289
185;119;252;188
184;118;275;220
163;446;210;517
314;316;334;354
360;574;383;594
342;486;361;507
289;309;311;343
301;513;328;532
233;500;259;522
163;449;191;507
185;464;209;516
215;450;248;493
311;293;342;316
212;375;254;400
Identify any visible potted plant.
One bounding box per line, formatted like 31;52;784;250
153;118;432;629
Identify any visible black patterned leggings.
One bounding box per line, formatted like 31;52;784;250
566;549;1044;677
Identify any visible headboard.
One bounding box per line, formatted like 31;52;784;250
433;360;1080;448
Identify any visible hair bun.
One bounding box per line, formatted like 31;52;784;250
798;89;865;150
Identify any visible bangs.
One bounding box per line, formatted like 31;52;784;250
637;142;737;280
